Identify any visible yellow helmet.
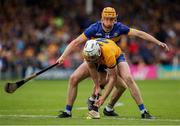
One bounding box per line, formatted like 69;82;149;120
101;7;117;18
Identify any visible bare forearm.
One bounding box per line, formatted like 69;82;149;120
94;68;116;107
102;77;114;100
129;28;161;45
61;40;77;59
88;63;99;85
128;28;169;51
56;34;87;64
137;31;161;45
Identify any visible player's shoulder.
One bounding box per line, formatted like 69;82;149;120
114;22;130;34
88;21;101;29
115;21;128;27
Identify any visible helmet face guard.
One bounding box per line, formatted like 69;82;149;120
101;7;117;31
83;55;100;62
83;40;101;63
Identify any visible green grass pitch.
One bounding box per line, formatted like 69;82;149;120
0;79;180;125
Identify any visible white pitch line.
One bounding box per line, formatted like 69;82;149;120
0;102;124;111
103;117;180;122
0;114;180;122
0;114;56;118
75;107;87;110
0;109;58;112
114;102;124;107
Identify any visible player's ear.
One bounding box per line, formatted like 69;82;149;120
114;15;118;23
101;17;103;22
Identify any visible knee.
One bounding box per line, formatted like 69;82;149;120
123;75;134;86
69;74;79;87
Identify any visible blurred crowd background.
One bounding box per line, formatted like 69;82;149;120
0;0;179;79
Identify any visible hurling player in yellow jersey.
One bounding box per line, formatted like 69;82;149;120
83;38;124;119
83;38;125;117
56;7;169;119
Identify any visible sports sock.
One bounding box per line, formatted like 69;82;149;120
89;95;98;112
89;96;95;101
138;104;147;114
65;105;72;115
105;104;114;112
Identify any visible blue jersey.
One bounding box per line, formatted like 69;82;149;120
82;21;130;43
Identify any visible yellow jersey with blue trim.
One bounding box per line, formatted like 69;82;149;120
95;38;122;68
82;21;130;43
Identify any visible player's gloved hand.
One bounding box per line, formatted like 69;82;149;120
95;96;105;107
158;42;169;52
56;56;65;65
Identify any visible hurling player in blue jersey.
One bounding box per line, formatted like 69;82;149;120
56;7;169;119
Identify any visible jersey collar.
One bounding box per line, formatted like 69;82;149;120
101;21;114;33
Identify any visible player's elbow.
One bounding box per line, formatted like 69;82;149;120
138;31;148;38
72;36;85;47
129;28;146;38
70;40;79;47
67;40;81;52
135;30;150;39
109;74;117;85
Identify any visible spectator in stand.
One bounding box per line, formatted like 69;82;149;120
0;0;179;79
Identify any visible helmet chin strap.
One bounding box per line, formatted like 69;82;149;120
101;22;114;32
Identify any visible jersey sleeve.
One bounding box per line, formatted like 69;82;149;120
118;23;130;35
83;23;97;39
106;55;116;68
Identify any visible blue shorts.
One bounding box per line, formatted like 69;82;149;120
95;64;107;73
116;53;126;64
